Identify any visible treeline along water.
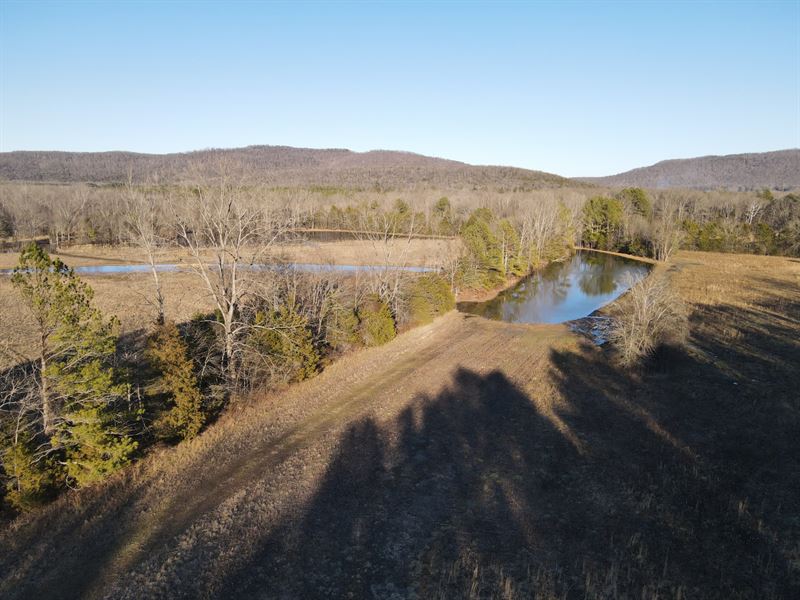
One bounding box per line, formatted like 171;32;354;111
458;251;652;324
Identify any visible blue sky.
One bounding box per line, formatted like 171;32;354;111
1;1;798;176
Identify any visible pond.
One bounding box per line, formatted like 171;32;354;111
457;251;652;324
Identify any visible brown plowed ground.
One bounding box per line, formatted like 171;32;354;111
1;251;798;599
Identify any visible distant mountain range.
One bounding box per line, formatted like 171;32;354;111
578;149;800;191
0;146;571;190
1;146;797;191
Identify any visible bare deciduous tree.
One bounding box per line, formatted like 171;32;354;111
125;178;167;323
610;273;688;367
173;170;295;386
651;194;687;262
356;208;419;318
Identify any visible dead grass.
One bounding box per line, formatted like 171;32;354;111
0;238;461;270
0;250;798;599
0;272;212;368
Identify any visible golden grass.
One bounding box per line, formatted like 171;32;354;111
0;237;461;269
1;250;798;598
0;272;211;367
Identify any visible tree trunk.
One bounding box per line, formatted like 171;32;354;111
40;350;54;435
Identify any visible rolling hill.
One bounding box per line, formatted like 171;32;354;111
0;145;573;190
578;149;800;191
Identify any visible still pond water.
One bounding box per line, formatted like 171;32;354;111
458;251;652;324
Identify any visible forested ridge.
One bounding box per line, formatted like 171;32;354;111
0;146;572;190
579;149;800;191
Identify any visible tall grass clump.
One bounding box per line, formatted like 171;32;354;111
609;273;688;367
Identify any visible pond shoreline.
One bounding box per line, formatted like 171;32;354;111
457;250;653;324
455;254;574;303
572;246;658;265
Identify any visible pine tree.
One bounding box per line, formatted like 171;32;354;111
147;321;206;440
357;296;396;346
407;274;456;326
459;209;505;288
9;243;137;492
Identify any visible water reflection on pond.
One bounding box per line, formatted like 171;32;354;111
458;251;652;324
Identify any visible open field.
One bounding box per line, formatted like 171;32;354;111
0;250;798;598
0;238;461;270
0;271;209;367
0;237;461;367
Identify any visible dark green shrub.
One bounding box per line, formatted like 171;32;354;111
325;301;361;351
357;295;396;346
247;306;320;383
407;274;456;326
146;321;206;441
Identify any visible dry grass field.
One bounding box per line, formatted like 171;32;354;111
0;238;460;367
0;271;210;368
0;238;460;270
0;250;798;599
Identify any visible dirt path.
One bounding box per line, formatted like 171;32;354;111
2;251;798;599
0;312;575;599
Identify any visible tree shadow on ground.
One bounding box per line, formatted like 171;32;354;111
2;277;798;599
216;290;799;598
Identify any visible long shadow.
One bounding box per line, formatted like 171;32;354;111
213;295;799;597
219;367;591;598
2;279;798;598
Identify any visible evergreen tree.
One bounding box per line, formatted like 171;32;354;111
247;305;320;383
616;188;653;219
9;243;136;492
357;295;396;346
582;197;624;250
459;209;505;287
499;218;526;276
407;274;456;325
147;321;206;440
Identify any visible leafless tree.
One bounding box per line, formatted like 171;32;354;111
51;186;88;249
651;194;687;262
173;170;295;387
124;178;167;323
744;200;764;226
356;208;419;318
610;273;688;367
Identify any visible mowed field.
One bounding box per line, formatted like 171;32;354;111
0;251;798;599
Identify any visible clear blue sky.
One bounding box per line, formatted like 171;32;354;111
1;1;798;176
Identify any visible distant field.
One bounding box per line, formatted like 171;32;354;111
0;238;460;269
1;250;798;598
0;238;461;366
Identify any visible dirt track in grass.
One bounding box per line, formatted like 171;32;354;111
1;251;798;599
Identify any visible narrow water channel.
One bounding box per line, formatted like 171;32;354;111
458;251;652;324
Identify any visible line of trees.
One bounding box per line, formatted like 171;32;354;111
4;181;797;259
1;171;588;512
2;174;478;511
580;188;800;259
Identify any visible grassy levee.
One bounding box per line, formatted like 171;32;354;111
1;251;798;599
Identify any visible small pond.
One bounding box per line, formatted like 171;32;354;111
458;251;652;324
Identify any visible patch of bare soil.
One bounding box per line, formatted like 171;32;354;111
1;251;798;599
